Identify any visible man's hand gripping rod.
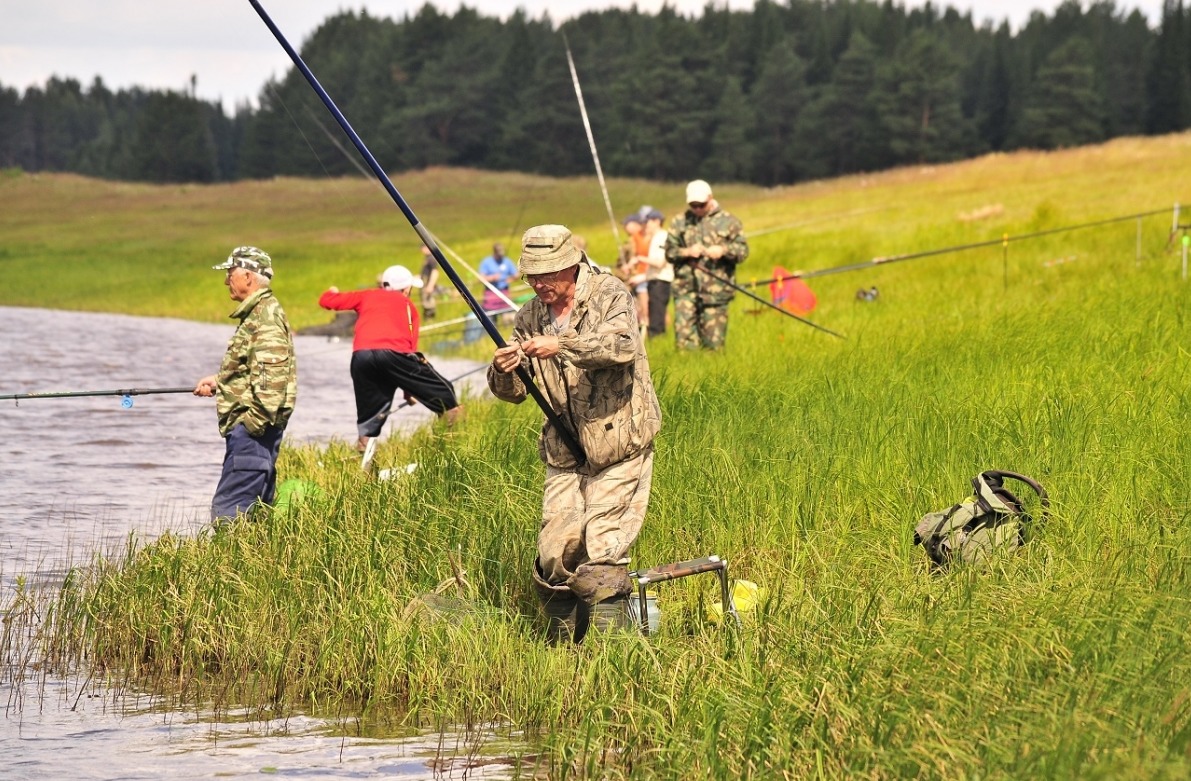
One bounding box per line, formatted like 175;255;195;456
247;0;586;466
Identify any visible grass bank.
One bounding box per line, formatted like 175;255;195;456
5;135;1191;778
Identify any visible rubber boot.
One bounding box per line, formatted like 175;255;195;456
542;591;584;644
588;595;634;635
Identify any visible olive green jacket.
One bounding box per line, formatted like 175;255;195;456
487;263;661;474
216;288;297;437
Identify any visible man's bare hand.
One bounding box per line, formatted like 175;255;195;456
704;244;726;260
492;344;524;374
194;375;217;397
520;335;561;360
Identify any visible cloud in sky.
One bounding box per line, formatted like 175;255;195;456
0;0;1164;110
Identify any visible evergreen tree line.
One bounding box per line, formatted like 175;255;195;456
3;0;1191;186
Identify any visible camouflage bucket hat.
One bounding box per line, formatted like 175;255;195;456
519;224;582;275
213;246;274;279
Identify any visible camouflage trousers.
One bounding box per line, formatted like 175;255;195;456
673;292;729;350
533;446;654;605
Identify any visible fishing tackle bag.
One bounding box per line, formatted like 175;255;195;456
913;470;1049;568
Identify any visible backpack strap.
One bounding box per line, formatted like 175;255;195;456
975;470;1050;524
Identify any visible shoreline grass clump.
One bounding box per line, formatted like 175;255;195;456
3;134;1191;777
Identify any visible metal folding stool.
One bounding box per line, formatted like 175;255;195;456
630;554;741;635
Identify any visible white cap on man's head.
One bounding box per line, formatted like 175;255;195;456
685;179;713;204
381;265;423;290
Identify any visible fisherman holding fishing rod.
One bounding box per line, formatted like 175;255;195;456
193;247;297;524
489;225;661;643
666;179;749;351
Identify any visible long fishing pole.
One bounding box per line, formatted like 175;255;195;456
0;386;195;409
247;0;586;467
426;229;520;313
693;263;845;340
0;386;193;402
746;206;1175;287
562;34;620;247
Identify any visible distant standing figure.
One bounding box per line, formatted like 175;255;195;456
664;180;749;350
419;245;441;320
319;264;463;455
479;243;518;315
620;214;650;331
194;246;297;523
642;209;672;337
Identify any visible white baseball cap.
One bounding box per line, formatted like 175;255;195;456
685;179;713;204
381;265;423;290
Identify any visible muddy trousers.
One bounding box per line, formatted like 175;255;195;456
211;423;284;523
533;447;654;641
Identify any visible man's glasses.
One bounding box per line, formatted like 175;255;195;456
522;269;572;285
688;201;709;210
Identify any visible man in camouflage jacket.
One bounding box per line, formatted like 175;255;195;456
489;225;661;642
195;246;297;523
664;179;749;350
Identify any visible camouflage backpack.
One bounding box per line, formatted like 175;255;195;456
913;470;1049;569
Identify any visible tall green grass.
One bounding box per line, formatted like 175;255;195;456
5;135;1191;778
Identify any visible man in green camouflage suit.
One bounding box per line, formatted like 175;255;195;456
194;246;297;523
664;179;749;350
488;225;661;643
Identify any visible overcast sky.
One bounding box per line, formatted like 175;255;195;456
0;1;1165;110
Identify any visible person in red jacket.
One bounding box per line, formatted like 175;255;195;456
319;264;463;454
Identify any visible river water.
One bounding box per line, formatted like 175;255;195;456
0;306;515;780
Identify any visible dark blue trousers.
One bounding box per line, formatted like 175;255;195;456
211;423;284;522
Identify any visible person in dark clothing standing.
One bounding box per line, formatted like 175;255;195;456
319;264;463;455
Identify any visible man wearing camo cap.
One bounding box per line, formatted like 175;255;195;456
194;246;297;523
488;225;661;643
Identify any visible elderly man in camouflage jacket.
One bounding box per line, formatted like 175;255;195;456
489;225;662;642
195;246;297;523
664;179;749;350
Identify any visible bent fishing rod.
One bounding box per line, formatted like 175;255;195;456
692;263;845;340
247;0;586;467
0;386;194;407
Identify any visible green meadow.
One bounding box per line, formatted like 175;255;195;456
3;133;1191;778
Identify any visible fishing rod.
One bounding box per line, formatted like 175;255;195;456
692;263;845;340
427;229;520;314
248;0;586;467
745;206;1176;287
562;34;620;247
0;386;194;407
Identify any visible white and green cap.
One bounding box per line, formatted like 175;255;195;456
213;246;273;279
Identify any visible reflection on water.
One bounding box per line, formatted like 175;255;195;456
3;679;526;780
0;306;503;780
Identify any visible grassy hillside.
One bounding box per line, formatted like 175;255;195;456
6;135;1191;779
3;133;1190;327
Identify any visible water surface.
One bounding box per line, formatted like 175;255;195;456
0;306;507;780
